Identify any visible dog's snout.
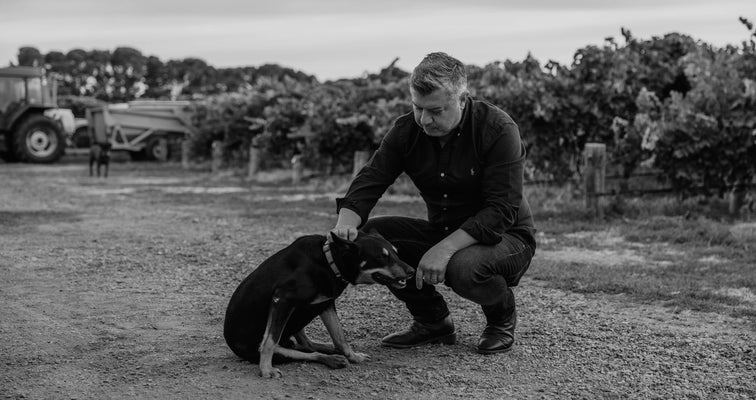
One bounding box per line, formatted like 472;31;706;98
397;263;415;279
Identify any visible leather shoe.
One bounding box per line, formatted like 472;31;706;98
381;316;456;348
477;303;516;354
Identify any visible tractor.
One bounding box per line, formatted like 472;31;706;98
0;66;74;163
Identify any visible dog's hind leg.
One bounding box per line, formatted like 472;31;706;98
294;330;337;354
320;303;370;364
258;295;295;378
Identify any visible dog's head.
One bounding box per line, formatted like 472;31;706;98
328;230;414;289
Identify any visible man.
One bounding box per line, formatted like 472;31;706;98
331;52;536;354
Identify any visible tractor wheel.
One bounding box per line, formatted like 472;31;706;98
143;136;169;161
13;114;66;163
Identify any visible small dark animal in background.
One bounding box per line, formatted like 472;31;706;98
89;142;111;177
223;230;414;378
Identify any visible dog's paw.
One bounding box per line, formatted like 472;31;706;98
347;352;370;364
322;354;349;369
260;367;283;378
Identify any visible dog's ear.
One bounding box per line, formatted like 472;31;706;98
329;231;358;253
329;231;353;244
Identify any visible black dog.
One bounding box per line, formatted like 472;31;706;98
89;142;111;177
223;230;413;378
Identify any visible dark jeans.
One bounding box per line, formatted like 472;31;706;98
363;216;534;324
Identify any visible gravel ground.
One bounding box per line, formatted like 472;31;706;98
1;159;754;399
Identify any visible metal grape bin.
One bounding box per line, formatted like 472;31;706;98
86;100;196;161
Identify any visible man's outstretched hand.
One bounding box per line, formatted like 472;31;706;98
415;242;455;289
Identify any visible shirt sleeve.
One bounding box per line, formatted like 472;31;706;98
335;121;406;227
459;122;524;244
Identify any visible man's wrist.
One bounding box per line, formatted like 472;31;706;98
438;229;477;253
335;207;362;228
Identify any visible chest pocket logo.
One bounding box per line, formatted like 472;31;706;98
470;168;476;176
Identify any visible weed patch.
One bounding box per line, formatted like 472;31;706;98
533;210;756;322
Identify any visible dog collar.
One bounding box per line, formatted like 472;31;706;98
323;241;348;283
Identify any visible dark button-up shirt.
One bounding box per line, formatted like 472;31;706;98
336;97;536;249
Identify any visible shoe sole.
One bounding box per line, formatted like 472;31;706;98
381;332;457;348
476;344;514;355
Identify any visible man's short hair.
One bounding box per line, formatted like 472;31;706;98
410;52;468;98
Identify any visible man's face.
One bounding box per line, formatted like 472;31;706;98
410;87;466;137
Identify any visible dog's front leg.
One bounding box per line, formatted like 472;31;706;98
294;330;337;354
320;303;369;364
258;295;294;378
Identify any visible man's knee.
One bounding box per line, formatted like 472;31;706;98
362;216;392;232
444;246;527;305
445;251;493;304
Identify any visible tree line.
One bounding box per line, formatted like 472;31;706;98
11;18;756;197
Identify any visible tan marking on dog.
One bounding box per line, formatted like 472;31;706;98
309;294;334;305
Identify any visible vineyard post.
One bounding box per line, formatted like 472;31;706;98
181;138;190;169
291;155;304;184
324;155;334;176
247;144;260;180
211;140;223;173
729;180;747;217
353;150;371;177
584;143;606;219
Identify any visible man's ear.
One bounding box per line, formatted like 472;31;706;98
459;91;469;109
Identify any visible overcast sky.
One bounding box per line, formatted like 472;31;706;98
1;0;754;81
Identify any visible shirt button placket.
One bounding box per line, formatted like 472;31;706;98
442;186;449;229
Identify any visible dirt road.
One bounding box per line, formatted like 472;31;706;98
1;159;754;399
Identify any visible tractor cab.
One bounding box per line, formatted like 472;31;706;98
0;66;72;163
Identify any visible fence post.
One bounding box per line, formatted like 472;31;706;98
247;145;260;180
584;143;606;219
291;154;304;185
353;150;370;177
211;140;223;173
181;139;191;170
729;181;746;217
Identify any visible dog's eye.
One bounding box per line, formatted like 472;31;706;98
382;248;389;257
391;245;398;253
359;260;367;268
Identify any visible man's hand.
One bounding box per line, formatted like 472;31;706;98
329;225;359;242
329;208;362;243
414;229;478;289
415;242;455;289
